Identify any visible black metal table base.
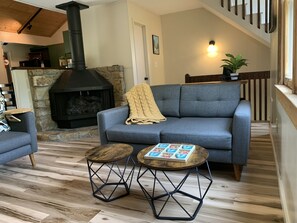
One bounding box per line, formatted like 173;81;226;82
87;156;135;202
137;161;212;221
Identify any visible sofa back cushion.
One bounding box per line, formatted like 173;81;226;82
151;85;181;117
180;82;240;117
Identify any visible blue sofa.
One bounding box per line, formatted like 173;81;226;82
97;82;251;180
0;112;38;166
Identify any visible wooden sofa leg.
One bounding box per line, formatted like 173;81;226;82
233;164;243;181
29;154;36;167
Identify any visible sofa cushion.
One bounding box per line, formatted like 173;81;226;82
160;117;233;150
0;131;31;154
180;82;240;117
106;117;179;145
151;85;181;117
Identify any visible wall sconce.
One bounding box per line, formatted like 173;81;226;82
207;40;217;57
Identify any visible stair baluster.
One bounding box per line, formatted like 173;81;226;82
265;0;268;32
242;0;246;20
250;0;253;24
257;0;261;28
220;0;272;34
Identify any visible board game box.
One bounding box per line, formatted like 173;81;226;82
144;143;195;162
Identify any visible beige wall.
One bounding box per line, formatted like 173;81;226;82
161;8;271;84
127;1;165;85
80;0;165;90
81;1;134;90
2;43;36;67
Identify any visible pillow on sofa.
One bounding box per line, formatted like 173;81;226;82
0;94;10;132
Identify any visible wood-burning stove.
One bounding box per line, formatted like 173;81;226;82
49;1;114;128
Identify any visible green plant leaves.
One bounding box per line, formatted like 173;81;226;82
220;53;247;73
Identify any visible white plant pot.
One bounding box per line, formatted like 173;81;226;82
230;73;239;80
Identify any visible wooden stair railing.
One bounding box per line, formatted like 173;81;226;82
221;0;275;34
0;83;17;110
185;71;270;121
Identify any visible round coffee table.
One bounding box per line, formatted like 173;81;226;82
85;143;135;202
137;144;212;221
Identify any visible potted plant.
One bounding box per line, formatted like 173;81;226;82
221;53;247;80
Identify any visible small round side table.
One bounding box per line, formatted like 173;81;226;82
137;144;212;221
85;143;135;202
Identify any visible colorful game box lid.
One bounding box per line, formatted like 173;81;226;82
144;143;195;162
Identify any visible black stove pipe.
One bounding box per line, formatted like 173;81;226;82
56;2;89;70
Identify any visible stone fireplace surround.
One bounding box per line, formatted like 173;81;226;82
15;65;126;141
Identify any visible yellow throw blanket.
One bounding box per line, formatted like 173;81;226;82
125;83;166;125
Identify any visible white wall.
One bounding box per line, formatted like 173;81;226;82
127;1;165;85
274;100;297;223
269;3;296;222
161;8;271;84
81;0;134;90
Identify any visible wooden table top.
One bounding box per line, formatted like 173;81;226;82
4;108;32;115
85;144;133;163
137;144;209;171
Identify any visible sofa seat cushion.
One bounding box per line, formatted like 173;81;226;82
106;117;179;145
160;117;233;150
0;131;31;154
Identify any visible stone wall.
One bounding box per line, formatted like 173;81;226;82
95;65;126;107
27;65;125;132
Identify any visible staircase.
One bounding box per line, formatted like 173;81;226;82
200;0;275;47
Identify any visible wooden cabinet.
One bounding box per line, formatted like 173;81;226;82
28;47;51;67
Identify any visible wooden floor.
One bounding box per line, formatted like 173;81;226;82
0;123;284;223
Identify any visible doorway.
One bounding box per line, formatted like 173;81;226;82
133;22;149;85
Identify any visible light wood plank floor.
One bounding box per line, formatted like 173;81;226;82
0;123;284;223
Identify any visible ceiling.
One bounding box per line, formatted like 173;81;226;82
0;0;201;38
16;0;202;15
0;0;67;37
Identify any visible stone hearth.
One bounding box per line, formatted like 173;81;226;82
37;126;98;142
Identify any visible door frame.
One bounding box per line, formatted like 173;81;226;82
131;20;150;85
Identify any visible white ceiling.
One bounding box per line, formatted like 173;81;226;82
16;0;202;15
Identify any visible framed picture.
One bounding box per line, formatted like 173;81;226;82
152;35;160;55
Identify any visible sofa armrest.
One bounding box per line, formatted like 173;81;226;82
8;112;38;153
97;105;129;145
232;100;251;165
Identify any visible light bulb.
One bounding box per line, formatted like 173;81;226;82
207;40;217;57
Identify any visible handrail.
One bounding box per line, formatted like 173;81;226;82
185;71;270;121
